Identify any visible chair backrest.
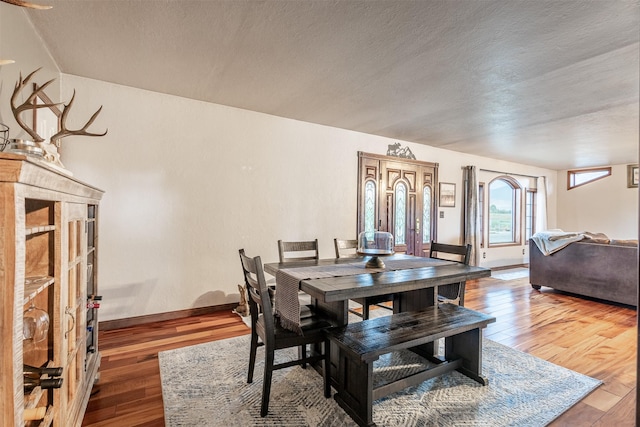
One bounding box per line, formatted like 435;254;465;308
334;238;358;258
429;242;472;265
239;249;275;331
277;239;319;263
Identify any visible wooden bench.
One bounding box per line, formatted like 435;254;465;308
326;304;496;427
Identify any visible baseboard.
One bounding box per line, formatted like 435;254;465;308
99;303;237;331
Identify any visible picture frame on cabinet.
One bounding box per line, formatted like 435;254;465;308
627;164;638;188
439;182;456;207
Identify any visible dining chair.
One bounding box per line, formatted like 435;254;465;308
334;238;394;320
333;238;358;259
239;249;333;417
276;239;320;316
429;241;472;305
277;239;320;262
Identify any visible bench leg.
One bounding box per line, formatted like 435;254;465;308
445;327;488;385
333;348;375;427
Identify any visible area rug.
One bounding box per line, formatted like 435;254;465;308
491;267;530;281
159;334;601;426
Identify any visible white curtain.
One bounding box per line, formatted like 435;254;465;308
535;176;548;233
463;166;479;266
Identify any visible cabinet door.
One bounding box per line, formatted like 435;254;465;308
85;205;99;370
60;203;88;425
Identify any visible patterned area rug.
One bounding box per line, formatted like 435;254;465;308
159;334;600;426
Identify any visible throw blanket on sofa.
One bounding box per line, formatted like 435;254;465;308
531;230;583;255
531;230;611;256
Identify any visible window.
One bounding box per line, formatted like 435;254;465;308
422;185;431;244
364;180;376;234
478;183;485;248
567;167;611;190
525;189;536;242
488;177;521;245
394;182;407;245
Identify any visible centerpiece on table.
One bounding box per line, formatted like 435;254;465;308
357;230;394;268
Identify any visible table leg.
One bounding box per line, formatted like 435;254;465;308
308;298;348;385
394;288;437;359
394;287;435;313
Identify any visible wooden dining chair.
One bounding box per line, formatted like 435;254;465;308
275;239;320;316
334;238;358;259
334;238;394;320
277;239;320;262
429;241;472;305
238;249;333;417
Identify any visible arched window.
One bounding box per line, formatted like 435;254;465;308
364;180;376;234
488;177;521;245
394;182;407;245
423;185;431;243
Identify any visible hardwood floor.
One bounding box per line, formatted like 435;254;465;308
82;274;637;426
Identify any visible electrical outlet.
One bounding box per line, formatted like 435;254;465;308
483;252;486;259
439;211;444;218
522;249;525;255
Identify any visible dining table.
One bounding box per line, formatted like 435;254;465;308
263;253;492;330
264;253;493;421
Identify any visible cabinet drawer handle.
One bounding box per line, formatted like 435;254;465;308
64;307;76;338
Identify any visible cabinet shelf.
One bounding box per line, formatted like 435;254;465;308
37;406;54;427
24;276;55;305
25;225;56;237
68;257;82;270
24;387;44;408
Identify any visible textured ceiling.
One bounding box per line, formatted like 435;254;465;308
23;0;640;170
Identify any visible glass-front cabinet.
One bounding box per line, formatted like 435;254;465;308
0;153;103;426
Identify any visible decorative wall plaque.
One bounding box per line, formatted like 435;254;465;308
387;142;416;160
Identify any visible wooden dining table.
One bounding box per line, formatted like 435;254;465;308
264;253;491;376
263;253;492;328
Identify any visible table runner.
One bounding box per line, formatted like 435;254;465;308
274;257;450;334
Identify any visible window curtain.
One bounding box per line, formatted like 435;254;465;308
535;176;548;233
463;165;478;266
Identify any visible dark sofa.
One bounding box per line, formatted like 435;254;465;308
529;239;638;307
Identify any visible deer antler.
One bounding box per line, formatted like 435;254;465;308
11;68;63;142
0;0;52;10
50;90;108;144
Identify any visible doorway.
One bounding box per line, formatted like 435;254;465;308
357;152;438;256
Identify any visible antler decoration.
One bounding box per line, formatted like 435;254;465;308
11;68;107;145
51;90;108;144
11;68;62;142
0;0;52;9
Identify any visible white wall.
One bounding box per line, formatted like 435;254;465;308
557;165;638;239
58;75;557;321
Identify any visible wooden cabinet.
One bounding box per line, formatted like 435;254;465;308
0;153;104;426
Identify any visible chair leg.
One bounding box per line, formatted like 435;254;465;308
458;282;466;306
323;339;331;398
301;344;308;368
261;344;275;417
362;302;370;320
247;329;259;383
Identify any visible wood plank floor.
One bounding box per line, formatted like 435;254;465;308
82;274;637;426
